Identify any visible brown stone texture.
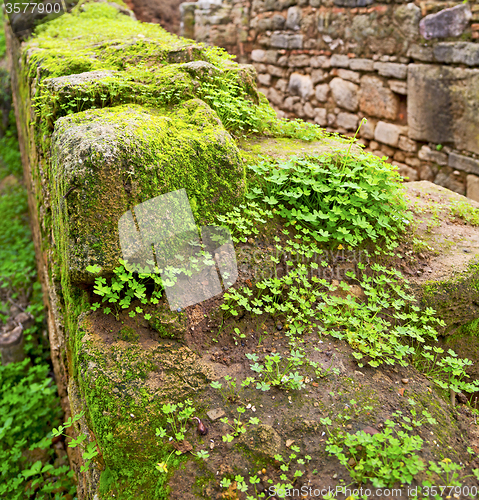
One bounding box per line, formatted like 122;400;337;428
125;0;186;33
467;174;479;203
408;64;479;155
359;75;399;120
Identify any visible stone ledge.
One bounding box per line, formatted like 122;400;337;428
449;152;479;176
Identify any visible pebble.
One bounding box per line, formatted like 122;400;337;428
207;408;225;421
401;378;409;384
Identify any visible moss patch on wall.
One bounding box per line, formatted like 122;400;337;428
50;100;245;282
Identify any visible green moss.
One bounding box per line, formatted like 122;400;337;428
458;317;479;336
118;326;139;342
47;100;245;281
419;259;479;334
73;314;213;499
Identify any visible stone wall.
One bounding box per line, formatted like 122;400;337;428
182;0;479;200
124;0;189;33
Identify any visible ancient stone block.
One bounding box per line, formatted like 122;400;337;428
292;101;304;117
289;54;310;67
382;144;396;158
435;170;466;196
315;83;329;102
288;72;313;100
433;42;479;67
285;6;302;30
334;0;373;6
420;4;472;40
329;77;358;112
336;112;359;131
268;87;284;106
394;150;406;163
373;62;407;80
304;101;315;119
330;54;350;68
311;55;331;68
388;80;407;95
267;65;284;77
374;121;402;148
276;78;288;92
359;75;398;120
417;146;447;166
258;73;271;86
419;164;435;182
254;62;267;73
467;174;479;202
288;34;303;49
407;44;434;62
406;156;421;168
408;65;479;155
448;152;479;176
251;49;266;62
264;50;279;64
271;32;303;49
398;136;417;153
393;162;419;182
283;95;300;111
349;58;374;72
272;14;286;30
359;118;376;139
393;3;421;39
311;69;325;85
253;16;274;32
314;107;327;126
336;69;360;84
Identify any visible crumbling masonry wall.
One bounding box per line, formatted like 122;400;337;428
181;0;479;199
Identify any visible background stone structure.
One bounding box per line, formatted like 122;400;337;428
180;0;479;200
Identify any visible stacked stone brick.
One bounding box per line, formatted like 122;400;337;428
181;0;479;200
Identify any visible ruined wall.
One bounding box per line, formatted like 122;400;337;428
124;0;191;33
182;0;479;199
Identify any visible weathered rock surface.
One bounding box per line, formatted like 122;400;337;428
408;64;479;155
405;181;479;333
419;4;472;40
359;75;398;120
329;77;358;111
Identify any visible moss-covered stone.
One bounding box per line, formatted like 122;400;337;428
404;181;479;334
148;304;187;340
50;100;245;282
